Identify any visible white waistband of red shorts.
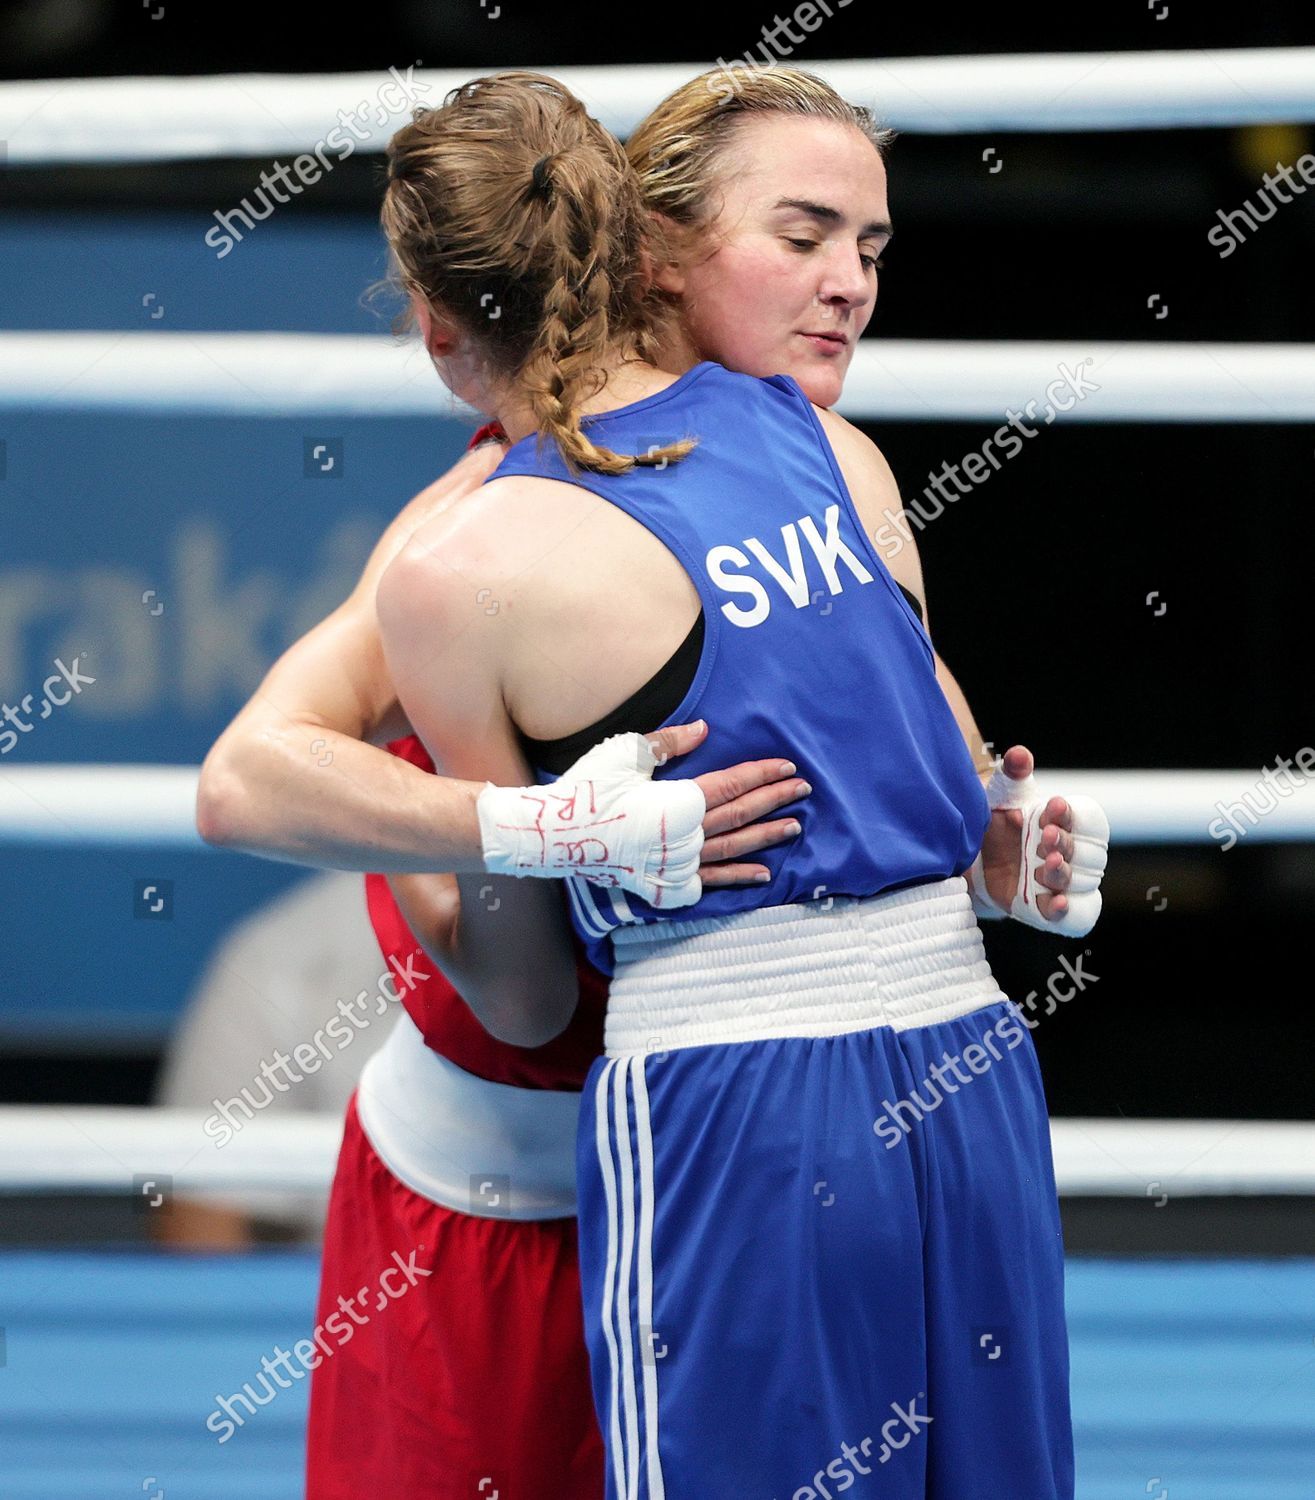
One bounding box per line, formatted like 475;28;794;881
355;1010;581;1220
605;874;1006;1056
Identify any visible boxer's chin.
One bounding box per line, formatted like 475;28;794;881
790;363;846;410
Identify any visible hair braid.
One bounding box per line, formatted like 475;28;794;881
521;158;690;474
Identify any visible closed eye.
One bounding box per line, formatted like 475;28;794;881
787;237;885;273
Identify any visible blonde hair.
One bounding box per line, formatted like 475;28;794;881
376;71;692;475
628;66;895;240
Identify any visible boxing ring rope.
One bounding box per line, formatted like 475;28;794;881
3;334;1314;422
2;48;1314;162
0;1106;1311;1198
2;765;1313;847
4;60;1311;1219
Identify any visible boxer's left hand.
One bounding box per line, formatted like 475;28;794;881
970;745;1109;937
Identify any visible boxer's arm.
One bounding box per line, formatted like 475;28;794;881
197;443;530;871
815;409;1091;925
198;434;804;876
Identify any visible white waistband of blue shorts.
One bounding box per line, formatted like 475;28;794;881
605;874;1006;1056
355;1010;580;1220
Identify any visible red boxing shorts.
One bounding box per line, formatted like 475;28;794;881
305;1094;603;1499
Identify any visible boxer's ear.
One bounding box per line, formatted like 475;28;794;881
646;212;689;296
410;289;460;359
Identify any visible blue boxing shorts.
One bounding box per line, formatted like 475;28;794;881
577;874;1074;1499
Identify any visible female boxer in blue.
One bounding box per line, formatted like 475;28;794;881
372;68;1105;1499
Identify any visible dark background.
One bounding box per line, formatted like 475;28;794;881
2;3;1312;1120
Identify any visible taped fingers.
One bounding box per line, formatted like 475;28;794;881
1062;793;1111;900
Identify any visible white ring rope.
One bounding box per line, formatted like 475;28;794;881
0;1107;1310;1197
3;59;1307;1221
1;766;1312;847
0;766;203;847
3;334;1314;422
2;50;1314;163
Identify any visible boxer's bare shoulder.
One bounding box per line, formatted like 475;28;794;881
360;440;507;597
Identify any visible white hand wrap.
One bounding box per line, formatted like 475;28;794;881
476;731;706;909
968;765;1110;938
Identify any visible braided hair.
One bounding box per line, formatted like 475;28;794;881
376;71;694;475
